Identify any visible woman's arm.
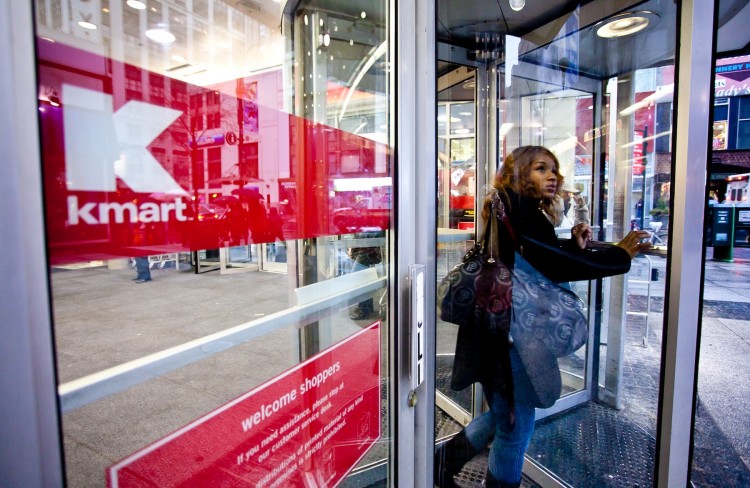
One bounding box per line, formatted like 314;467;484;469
520;235;634;283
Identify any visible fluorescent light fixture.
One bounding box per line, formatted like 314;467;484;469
333;177;392;192
146;24;176;44
550;136;579;154
127;0;146;10
499;123;514;137
596;11;658;38
77;21;97;30
619;84;673;116
338;41;387;123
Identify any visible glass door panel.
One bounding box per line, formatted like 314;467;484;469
436;67;479;439
692;1;750;484
35;0;394;486
494;2;676;485
436;0;677;486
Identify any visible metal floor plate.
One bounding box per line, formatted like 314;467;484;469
527;402;655;487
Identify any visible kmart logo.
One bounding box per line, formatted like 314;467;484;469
62;84;188;225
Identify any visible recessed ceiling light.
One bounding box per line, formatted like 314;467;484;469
78;21;97;30
126;0;146;10
146;25;176;44
596;11;659;38
509;0;525;11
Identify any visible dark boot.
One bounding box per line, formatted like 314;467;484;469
483;468;521;488
434;430;480;487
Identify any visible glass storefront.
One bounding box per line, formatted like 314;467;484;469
3;0;748;486
34;0;393;485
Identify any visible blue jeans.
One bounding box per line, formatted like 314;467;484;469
135;256;151;281
463;384;536;484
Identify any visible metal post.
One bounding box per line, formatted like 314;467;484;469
657;0;715;485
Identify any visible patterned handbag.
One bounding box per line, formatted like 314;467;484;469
509;248;588;408
437;204;512;329
510;250;587;359
438;202;514;391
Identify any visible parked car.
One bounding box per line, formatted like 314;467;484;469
332;196;391;233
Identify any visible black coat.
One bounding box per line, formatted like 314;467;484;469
450;188;632;394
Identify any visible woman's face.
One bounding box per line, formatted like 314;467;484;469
527;154;559;199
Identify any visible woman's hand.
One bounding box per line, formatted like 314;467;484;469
571;223;593;249
617;230;652;258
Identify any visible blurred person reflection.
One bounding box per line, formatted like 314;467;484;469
266;207;285;261
133;256;152;283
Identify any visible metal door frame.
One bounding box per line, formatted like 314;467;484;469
0;1;64;484
393;0;438;485
0;1;716;487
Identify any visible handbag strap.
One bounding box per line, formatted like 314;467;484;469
490;191;519;250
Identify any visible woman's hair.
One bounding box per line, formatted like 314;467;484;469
482;145;564;221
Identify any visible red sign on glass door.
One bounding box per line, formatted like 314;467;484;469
108;321;381;487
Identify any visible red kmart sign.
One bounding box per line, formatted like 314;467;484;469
37;41;390;264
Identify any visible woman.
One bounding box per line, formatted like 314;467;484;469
436;146;650;488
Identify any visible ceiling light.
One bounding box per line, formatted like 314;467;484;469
146;24;176;44
127;0;146;10
509;0;525;11
77;21;97;30
596;11;659;38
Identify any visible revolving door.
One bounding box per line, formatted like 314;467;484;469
434;0;680;485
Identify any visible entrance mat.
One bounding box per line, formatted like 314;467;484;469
454;453;540;488
526;402;655;487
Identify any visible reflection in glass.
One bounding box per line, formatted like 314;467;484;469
36;0;392;485
692;3;750;482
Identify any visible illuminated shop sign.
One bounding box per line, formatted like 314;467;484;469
188;133;225;148
715;56;750;97
108;321;382;487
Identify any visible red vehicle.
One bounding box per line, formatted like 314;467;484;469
332;196;391;233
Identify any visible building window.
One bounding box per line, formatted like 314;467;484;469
713;98;729;150
207;147;222;188
737;97;750;149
